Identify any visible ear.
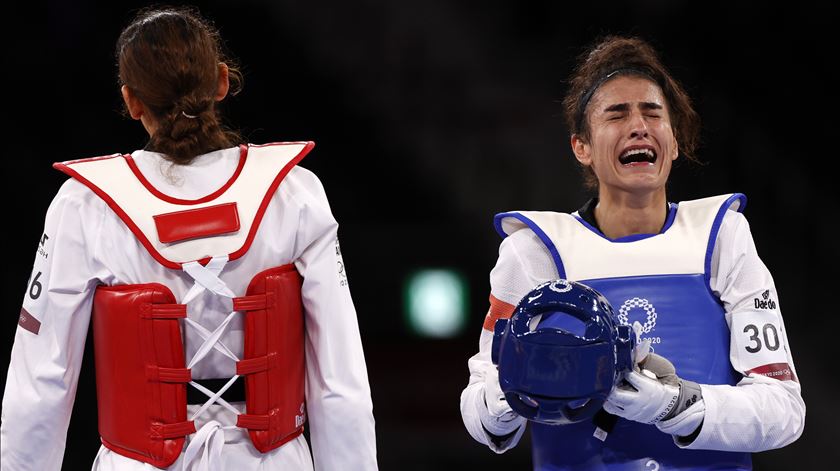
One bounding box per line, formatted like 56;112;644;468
215;63;230;101
671;132;680;161
120;85;144;120
571;134;592;166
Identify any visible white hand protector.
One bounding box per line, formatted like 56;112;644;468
604;366;680;424
478;366;524;436
605;352;705;437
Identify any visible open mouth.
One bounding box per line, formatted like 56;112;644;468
618;148;657;166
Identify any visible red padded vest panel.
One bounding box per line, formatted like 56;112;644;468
235;264;306;452
93;284;193;469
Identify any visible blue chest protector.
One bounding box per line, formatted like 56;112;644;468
494;194;751;471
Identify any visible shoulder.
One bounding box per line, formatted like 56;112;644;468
49;177;108;215
501;226;549;256
717;207;751;244
279;165;330;209
494;210;575;239
493;221;557;281
283;164;325;190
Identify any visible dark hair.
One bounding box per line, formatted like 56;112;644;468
562;36;701;189
117;6;243;164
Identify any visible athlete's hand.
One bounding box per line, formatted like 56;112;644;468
604;361;680;424
479;366;523;435
604;353;705;437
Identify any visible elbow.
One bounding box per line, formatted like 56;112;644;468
792;413;805;445
765;386;806;451
782;396;806;448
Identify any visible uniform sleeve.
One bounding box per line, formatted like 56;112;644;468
681;211;805;451
460;230;557;453
1;179;108;471
289;169;378;471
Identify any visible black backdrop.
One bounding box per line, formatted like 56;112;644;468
2;1;836;469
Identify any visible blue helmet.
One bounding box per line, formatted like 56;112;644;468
491;279;635;425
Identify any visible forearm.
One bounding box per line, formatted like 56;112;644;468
302;279;378;471
460;330;526;453
296;202;377;470
1;325;86;470
684;378;804;452
306;378;377;470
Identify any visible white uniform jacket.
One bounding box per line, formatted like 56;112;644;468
1;144;378;471
461;199;805;455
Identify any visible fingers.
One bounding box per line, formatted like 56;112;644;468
623;369;658;390
603;400;623;415
487;394;511;417
639;353;676;377
607;386;640;410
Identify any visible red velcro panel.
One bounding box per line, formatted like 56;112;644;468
237;414;270;431
233;294;268;312
146;365;192;383
150;421;196;439
236;353;279;376
153;202;240;244
236;356;269;375
140;303;187;319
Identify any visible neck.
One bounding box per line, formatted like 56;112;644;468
593;189;668;239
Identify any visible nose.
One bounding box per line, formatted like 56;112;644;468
629;111;649;139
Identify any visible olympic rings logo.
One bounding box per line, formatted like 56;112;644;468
617;297;657;333
548;280;573;293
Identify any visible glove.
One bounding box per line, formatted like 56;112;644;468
478;366;523;436
604;352;705;438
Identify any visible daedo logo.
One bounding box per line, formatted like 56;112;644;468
754;289;777;310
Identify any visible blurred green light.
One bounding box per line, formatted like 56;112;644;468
404;269;468;338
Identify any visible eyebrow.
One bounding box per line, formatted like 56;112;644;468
603;102;664;113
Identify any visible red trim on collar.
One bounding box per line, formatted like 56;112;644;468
59;153;123;165
123;145;248;205
228;141;315;262
52;161;183;269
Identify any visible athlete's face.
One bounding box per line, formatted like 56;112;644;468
572;76;678;197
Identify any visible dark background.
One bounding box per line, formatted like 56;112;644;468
2;0;836;469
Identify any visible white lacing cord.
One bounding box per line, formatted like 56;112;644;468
182;256;237;304
178;256;244;471
189;378;240;417
184;317;239;362
181;420;234;471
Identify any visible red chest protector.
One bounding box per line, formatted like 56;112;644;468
55;142;314;468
